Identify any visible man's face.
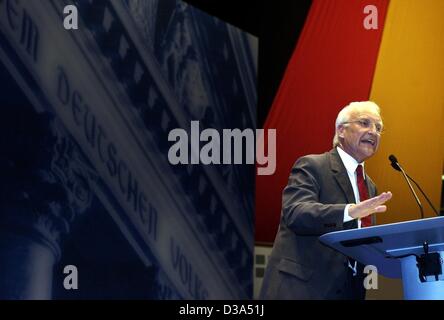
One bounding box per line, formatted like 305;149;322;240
338;111;382;163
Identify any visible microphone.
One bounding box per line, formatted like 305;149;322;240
388;154;424;219
389;154;402;171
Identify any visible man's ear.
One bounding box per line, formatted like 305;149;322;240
337;124;345;139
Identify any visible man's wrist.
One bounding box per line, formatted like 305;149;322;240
344;204;356;222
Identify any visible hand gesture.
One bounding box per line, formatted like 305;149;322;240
348;192;393;219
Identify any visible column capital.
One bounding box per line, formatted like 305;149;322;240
0;109;96;260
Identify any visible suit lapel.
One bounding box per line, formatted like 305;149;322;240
365;175;376;198
329;149;356;204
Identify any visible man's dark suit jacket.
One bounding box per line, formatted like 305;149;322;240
259;148;377;300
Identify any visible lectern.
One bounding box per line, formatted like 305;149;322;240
320;216;444;300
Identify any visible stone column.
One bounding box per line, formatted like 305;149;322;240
0;107;94;299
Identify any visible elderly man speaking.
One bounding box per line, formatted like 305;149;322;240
260;101;392;300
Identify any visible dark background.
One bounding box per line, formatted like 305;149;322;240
184;0;313;127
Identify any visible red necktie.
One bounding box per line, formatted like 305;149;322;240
356;164;372;227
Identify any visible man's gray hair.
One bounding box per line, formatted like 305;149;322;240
332;101;381;147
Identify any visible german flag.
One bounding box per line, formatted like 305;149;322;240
256;0;444;244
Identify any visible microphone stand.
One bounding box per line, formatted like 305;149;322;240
405;173;440;217
398;165;424;219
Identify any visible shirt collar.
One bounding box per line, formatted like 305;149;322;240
336;146;365;176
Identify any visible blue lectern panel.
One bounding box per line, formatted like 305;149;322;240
320;216;444;278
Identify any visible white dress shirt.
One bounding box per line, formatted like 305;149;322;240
336;146;366;229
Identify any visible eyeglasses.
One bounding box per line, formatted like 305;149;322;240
342;118;384;135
